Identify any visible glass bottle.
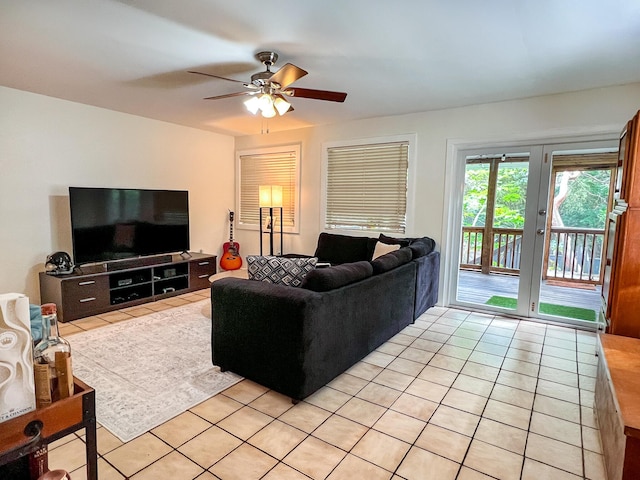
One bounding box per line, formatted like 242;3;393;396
29;442;49;479
33;303;73;407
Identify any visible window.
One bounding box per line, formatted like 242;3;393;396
237;145;300;232
323;136;412;233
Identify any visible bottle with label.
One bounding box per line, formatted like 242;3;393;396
33;304;73;407
29;443;48;479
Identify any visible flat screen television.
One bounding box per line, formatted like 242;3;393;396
69;187;190;265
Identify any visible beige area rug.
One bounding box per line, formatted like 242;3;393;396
68;299;242;442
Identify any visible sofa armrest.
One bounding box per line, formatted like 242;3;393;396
211;278;322;398
414;250;440;318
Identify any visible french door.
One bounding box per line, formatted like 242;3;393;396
451;139;617;327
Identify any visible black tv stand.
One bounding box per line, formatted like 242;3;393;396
39;252;217;322
105;254;174;272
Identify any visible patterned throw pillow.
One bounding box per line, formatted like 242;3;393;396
246;256;318;287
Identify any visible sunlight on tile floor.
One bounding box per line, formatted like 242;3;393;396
52;291;606;480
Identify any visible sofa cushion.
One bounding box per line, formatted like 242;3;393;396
370;247;413;274
314;232;378;265
378;233;436;257
408;237;436;259
247;255;318;287
301;261;373;292
378;233;412;247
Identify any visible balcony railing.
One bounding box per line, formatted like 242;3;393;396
544;227;604;283
460;226;605;284
460;227;522;273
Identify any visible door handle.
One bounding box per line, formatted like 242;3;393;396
536;229;545;235
538;209;547;215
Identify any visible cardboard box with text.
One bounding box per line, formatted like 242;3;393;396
0;293;36;422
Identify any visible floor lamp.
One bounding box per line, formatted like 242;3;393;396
259;185;284;255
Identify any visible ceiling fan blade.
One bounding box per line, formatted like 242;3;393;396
203;92;248;100
188;70;250;86
269;63;308;89
285;88;347;102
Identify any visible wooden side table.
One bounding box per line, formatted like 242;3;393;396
0;378;97;480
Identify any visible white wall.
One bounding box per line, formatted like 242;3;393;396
0;86;235;302
234;83;640;299
4;83;639;304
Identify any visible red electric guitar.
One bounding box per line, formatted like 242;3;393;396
220;211;242;271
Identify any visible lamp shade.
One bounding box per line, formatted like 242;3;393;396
244;96;261;114
259;185;283;207
262;104;277;118
274;96;292;116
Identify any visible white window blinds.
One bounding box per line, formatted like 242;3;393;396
238;148;298;229
325;141;408;233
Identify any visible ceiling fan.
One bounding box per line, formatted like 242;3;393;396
189;51;347;118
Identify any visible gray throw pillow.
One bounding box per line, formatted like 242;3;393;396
246;256;318;287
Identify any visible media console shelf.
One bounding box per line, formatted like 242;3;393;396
39;252;216;322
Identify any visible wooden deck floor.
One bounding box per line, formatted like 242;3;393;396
456;269;602;312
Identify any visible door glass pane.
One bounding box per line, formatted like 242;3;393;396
457;155;529;311
538;151;615;322
492;160;528;272
460;162;488;270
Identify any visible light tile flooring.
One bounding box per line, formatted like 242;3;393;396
52;292;607;480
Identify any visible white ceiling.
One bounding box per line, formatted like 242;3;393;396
2;0;640;136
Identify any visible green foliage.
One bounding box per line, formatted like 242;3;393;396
464;161;611;230
555;170;611;228
463;161;528;228
493;163;528;228
463;164;489;226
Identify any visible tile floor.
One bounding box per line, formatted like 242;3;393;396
51;292;607;480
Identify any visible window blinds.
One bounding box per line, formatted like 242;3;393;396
326;141;408;233
552;152;618;170
239;150;297;228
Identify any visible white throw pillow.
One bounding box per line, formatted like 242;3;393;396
372;242;400;259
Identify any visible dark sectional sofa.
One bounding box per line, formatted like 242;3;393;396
210;233;440;401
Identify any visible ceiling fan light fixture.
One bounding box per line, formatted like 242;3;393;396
274;96;292;115
244;96;261;114
261;102;277;118
194;51;347;121
258;93;273;110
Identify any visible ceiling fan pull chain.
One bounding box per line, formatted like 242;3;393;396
261;117;270;135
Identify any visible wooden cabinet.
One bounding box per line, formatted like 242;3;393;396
40;275;111;323
602;110;640;338
595;334;640;480
190;257;218;291
40;253;217;322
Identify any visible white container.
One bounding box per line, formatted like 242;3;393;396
0;293;36;423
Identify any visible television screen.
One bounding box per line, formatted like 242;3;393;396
69;187;190;265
